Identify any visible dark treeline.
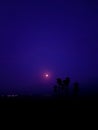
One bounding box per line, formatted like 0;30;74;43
53;77;79;98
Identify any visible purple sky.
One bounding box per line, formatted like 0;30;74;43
0;0;98;95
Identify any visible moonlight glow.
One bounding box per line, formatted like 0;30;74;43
45;74;49;78
43;73;49;79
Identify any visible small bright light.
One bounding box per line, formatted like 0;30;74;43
43;73;49;78
45;74;49;78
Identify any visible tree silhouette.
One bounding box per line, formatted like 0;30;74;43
53;76;80;98
65;77;70;86
57;78;62;87
73;82;79;97
56;78;62;96
63;77;70;96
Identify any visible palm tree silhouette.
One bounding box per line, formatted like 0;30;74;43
56;78;62;96
57;78;62;87
53;76;80;98
65;77;70;86
63;77;70;96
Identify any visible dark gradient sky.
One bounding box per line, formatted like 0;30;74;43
0;0;98;95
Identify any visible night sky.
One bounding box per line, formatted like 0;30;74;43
0;0;98;95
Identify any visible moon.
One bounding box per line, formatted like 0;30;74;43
45;74;49;78
43;73;49;78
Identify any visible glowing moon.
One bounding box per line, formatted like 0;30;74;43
45;74;49;78
43;73;49;78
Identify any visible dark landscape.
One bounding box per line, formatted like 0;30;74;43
0;0;98;123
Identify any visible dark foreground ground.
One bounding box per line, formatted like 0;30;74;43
0;95;98;112
0;95;98;127
0;96;97;128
